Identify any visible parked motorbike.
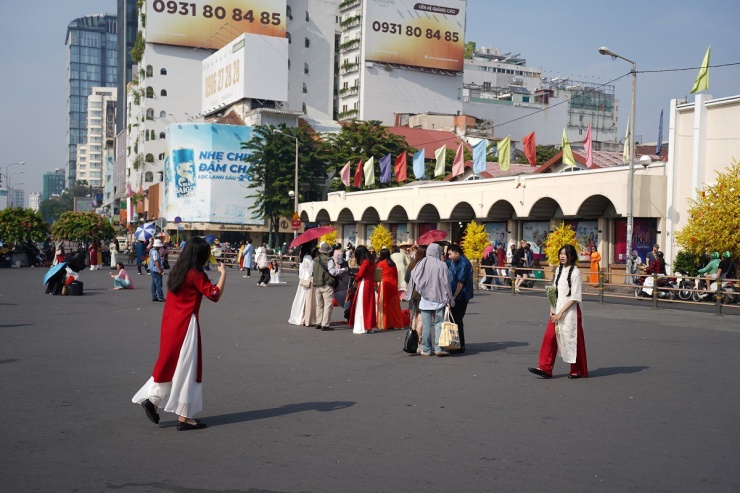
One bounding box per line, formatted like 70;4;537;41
634;275;678;300
691;278;737;304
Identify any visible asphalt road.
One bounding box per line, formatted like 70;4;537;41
1;265;739;492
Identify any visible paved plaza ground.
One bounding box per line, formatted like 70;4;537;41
1;265;739;492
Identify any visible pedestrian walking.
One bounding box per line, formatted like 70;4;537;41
255;245;270;286
313;242;347;331
589;246;601;286
88;241;99;271
109;239;120;270
446;244;473;353
132;237;227;430
529;244;588;379
135;240;146;275
242;239;255;277
350;245;378;334
149;239;165;302
289;247;316;326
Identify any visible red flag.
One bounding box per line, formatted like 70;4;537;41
340;161;351;187
451;143;465;177
583;123;594;168
353;159;363;187
394;151;407;182
523;131;536;166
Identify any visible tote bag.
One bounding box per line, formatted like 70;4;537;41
439;307;461;350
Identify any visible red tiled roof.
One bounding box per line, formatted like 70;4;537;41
535;150;628;173
444;161;537;181
385;127;470;155
635;144;668;162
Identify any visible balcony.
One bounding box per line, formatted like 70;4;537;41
339;0;360;12
339;85;360;98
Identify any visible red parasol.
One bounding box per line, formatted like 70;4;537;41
417;230;448;245
289;226;336;248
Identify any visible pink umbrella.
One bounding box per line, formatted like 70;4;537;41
417;230;448;245
289;226;336;248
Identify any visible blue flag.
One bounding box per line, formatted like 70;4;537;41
412;149;425;180
472;140;487;175
656;109;663;157
379;154;391;183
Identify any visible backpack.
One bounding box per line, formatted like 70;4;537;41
317;257;339;288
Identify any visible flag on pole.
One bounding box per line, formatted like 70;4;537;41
353;159;363;187
451;143;465;177
655;109;664;157
379;154;391;183
497;136;511;172
340;160;351;187
363;156;375;186
583;123;594;168
562;129;576;167
622;117;630;165
522;131;536;166
412;149;425;180
434;145;447;177
472;139;488;175
690;45;710;94
394;151;407;182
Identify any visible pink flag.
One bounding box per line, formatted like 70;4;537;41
583;123;594;168
522;131;536;166
340;161;351;187
451;143;465;177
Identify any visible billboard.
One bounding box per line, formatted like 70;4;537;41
615;218;657;263
202;33;289;114
522;221;550;260
484;222;508;248
565;220;599;262
163;123;262;225
146;0;286;50
363;0;466;72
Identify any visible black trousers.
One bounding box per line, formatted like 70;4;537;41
258;268;270;285
450;297;469;350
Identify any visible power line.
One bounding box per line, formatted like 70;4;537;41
639;62;740;74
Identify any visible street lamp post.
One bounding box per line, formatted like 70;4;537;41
5;161;24;190
599;46;636;262
273;129;299;238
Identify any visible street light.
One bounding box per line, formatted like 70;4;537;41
273;129;299;238
5;161;24;190
599;46;636;262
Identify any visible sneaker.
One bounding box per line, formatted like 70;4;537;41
420;352;433;356
416;346;422;354
436;351;450;357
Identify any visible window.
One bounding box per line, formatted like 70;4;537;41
159;111;166;118
305;37;310;48
146;108;154;120
145;171;154;182
160;89;167;97
146;86;154;98
286;6;292;19
160;68;167;75
304;63;309;75
159;132;165;139
145;153;154;163
158;153;166;160
286;32;291;44
146;65;153;77
288;59;290;69
302;83;307;94
306;11;309;21
302;102;307;113
151;130;156;140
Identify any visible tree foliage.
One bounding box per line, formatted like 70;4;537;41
544;222;580;265
672;250;709;277
322;120;414;191
0;208;48;244
38;182;92;223
464;41;476;60
369;224;393;252
675;159;740;257
50;211;115;242
515;145;559;166
461;220;489;260
242;124;327;247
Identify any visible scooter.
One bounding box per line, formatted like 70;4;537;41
691;278;737;304
634;274;678;300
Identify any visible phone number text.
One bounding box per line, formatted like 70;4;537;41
151;1;281;24
371;21;459;42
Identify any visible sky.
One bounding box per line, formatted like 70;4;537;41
1;0;739;203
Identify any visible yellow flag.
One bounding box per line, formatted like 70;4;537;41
561;129;576;166
434;145;447;177
497;136;511;171
690;46;710;94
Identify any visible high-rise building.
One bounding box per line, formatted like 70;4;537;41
77;87;117;189
65;14;118;188
117;0;137;133
42;170;66;202
9;188;25;208
29;193;41;211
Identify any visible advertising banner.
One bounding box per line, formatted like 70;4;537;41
363;0;466;71
484;222;508;248
202;33;289;114
565;220;599;262
146;0;286;50
615;218;657;263
522;221;550;260
163;123;262;225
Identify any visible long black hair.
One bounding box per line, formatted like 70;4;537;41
555;244;579;297
168;237;211;293
354;245;375;266
378;248;395;267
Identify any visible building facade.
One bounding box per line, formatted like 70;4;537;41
65;14;118;187
29;193;41;211
116;0;138;134
77;87;117;189
42;170;66;202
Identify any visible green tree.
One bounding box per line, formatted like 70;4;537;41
50;211;115;242
464;41;476;59
38;181;93;223
321;120;414;191
0;208;48;244
242;124;327;247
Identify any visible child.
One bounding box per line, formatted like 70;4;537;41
110;262;133;289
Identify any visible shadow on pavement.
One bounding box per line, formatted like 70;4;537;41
199;401;357;427
0;324;35;329
588;366;649;378
465;341;529;353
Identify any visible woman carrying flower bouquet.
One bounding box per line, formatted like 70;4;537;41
528;244;588;379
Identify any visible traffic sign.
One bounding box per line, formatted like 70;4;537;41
291;219;301;231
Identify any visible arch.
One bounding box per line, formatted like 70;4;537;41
159;111;166;118
360;206;380;223
337;208;355;223
449;201;476;221
160;67;167;75
577;194;618;218
300;211;309;222
487;200;516;220
144;171;154;182
145;65;153;77
417;204;440;222
160;89;167;96
387;205;408;223
316;209;331;224
146;86;154;98
528;197;562;219
145;108;154;120
145;153;154;162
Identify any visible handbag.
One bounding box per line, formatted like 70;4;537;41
439;306;461;350
299;278;312;288
403;327;419;354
